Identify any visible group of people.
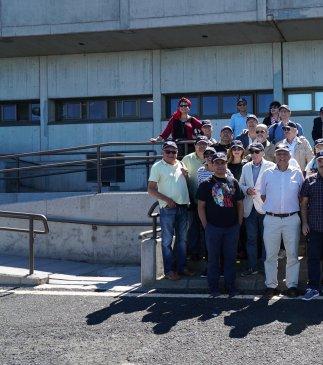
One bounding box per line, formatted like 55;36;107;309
148;97;323;301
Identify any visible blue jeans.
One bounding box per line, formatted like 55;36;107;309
245;206;265;270
187;208;205;258
307;230;323;290
205;223;240;293
160;205;188;274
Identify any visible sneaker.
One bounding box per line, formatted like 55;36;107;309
164;271;180;281
264;287;279;298
200;268;207;278
302;288;320;301
240;268;258;277
285;287;299;298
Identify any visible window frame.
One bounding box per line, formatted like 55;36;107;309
0;100;40;126
284;89;321;115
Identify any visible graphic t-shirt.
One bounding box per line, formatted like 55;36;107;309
197;175;244;227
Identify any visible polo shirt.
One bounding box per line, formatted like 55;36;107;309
148;159;190;208
260;165;304;214
230;112;248;137
300;172;323;232
182;152;205;201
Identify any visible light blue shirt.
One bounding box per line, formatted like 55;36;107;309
260;166;304;214
230;113;247;137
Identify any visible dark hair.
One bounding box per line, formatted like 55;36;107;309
268;101;281;115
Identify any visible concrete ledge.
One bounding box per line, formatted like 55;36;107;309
0;272;49;286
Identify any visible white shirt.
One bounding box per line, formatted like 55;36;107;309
260;165;304;214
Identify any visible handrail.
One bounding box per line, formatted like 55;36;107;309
0;210;49;275
139;201;160;240
47;216;155;227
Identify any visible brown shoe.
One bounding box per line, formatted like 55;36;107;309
178;268;195;277
164;271;180;281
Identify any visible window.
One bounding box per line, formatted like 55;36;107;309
166;91;273;119
314;92;323;111
86;153;125;183
288;94;312;111
284;90;323;113
56;96;152;122
0;101;40;123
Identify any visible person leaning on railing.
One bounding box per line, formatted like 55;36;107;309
149;97;202;156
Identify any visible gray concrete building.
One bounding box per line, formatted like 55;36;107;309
1;0;323;191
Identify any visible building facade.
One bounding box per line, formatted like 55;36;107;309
1;0;323;191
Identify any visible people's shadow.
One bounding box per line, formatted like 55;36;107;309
224;297;323;338
86;296;244;334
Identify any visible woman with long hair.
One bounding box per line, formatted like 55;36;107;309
150;97;202;155
227;140;247;180
262;100;281;127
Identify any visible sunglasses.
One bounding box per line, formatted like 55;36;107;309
237;103;246;107
282;127;291;132
256;130;266;134
249;149;261;154
179;104;189;107
232;146;243;151
164;150;177;155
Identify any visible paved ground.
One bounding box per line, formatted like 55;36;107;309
0;288;322;365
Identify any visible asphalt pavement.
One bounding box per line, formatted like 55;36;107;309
0;288;322;365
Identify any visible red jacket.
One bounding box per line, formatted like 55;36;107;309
160;116;202;140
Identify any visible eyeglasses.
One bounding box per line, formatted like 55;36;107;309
231;146;243;151
164;150;177;155
179;104;189;107
256;130;266;134
237;103;246;107
249;149;261;154
282;127;291;132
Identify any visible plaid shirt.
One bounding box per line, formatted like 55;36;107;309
300;172;323;232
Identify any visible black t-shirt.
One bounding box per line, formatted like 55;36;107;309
227;162;245;180
197;175;244;228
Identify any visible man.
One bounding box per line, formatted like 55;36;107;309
311;107;323;142
300;151;323;300
182;135;209;260
230;98;248;137
147;141;190;280
280;121;314;172
268;104;303;144
236;114;258;149
260;143;304;297
239;142;275;276
197;153;244;297
201;120;217;145
213;126;234;153
305;138;323;177
255;123;275;162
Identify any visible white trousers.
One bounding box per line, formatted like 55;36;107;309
263;214;300;289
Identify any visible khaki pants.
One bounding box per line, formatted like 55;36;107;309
263;214;300;289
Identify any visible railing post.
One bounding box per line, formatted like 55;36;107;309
16;157;20;193
29;218;34;275
96;146;102;193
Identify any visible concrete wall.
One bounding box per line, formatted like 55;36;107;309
0;192;156;264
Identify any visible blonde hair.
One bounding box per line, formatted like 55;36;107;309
227;146;244;164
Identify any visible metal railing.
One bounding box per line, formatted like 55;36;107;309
139;201;161;240
0;140;194;193
0;210;49;275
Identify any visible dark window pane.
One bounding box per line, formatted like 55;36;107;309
116;101;122;117
89;100;107;120
2;104;16;121
240;95;253;113
31;103;40;121
202;95;218;116
140;99;153;118
17;103;29;121
222;95;238;114
257;93;274;114
170;97;179;115
123;100;137;117
63;102;81;119
188;97;198;116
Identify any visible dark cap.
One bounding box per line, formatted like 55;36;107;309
315;151;323;159
201;120;212;127
279;104;291;112
221;125;233;133
314;138;323;146
203;146;216;156
275;143;290;153
211;152;227;162
195;135;209;144
237;97;247;105
230;140;244;150
285;121;297;129
162;141;178;150
248;142;264;151
320;107;323;113
246;114;259;123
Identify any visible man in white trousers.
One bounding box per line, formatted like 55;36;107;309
260;143;304;298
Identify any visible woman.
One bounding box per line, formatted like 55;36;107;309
227;140;247;180
149;97;202;156
262;101;281;127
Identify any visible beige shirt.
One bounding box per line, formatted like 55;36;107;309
148;159;190;208
181;152;205;202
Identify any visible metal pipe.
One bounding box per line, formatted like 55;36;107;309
96;146;102;194
29;218;34;275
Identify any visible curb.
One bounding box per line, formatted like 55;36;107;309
0;273;49;286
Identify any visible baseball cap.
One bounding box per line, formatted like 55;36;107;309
320;107;323;113
315;151;323;159
279;104;291;112
285;121;297;129
211;152;227;162
314;138;323;147
203;147;216;155
246;114;259;123
248;142;264;151
237;97;247;105
275;143;290;153
195;135;209;144
221;126;233;133
230;140;244;149
201;120;212;127
162;141;178;150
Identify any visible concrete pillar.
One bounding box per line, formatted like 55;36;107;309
39;56;49;152
272;42;283;103
141;237;156;286
256;0;267;21
119;0;130;29
152;50;161;139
